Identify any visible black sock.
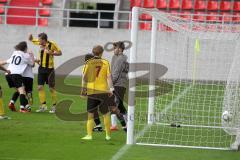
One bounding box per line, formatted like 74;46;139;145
94;111;101;126
116;113;126;127
11;92;19;103
20;94;28;107
94;118;101;126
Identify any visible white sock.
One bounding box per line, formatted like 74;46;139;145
111;114;117;127
10;100;15;104
20;105;25;109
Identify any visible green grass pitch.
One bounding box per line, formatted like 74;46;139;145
0;75;240;160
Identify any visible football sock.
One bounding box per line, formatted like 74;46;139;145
87;118;94;136
111;114;117;127
38;89;46;105
103;113;111;137
0;98;5;116
11;92;19;104
50;89;57;106
20;94;28;107
116;113;126;127
94;112;101;126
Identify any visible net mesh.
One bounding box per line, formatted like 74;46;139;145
132;8;240;149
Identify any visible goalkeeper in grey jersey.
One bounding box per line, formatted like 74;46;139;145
110;41;128;130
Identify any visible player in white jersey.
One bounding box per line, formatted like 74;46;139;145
0;41;34;113
7;53;35;111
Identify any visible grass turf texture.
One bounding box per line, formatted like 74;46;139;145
0;75;240;160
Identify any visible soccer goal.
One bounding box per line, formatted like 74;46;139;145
127;7;240;150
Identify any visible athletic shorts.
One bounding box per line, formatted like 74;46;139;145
23;77;33;93
6;74;24;89
38;66;55;88
87;93;116;114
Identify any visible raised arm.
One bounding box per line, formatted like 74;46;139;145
28;34;40;45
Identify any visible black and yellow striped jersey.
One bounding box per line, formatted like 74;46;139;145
31;38;61;69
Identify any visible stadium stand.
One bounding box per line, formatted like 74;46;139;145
42;0;53;6
182;0;193;10
233;1;240;12
39;6;51;17
0;0;7;3
5;0;51;26
194;0;207;11
169;0;181;10
128;0;240;30
220;1;231;11
0;3;4;14
7;0;40;25
143;0;154;8
156;0;167;10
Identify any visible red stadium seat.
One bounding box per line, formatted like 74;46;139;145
181;10;193;20
182;0;193;10
42;0;53;5
233;12;240;22
206;12;219;22
140;22;151;30
140;13;152;20
220;1;231;11
193;11;206;21
143;0;154;8
194;0;206;11
233;1;240;12
0;4;4;14
207;0;218;11
219;12;232;23
156;0;167;9
206;24;217;32
0;0;7;3
38;18;48;26
130;0;142;8
158;23;167;31
39;6;51;16
169;0;180;9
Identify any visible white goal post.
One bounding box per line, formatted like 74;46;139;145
127;7;240;150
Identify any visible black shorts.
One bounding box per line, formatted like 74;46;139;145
6;74;24;89
38;66;55;88
23;77;33;93
0;85;2;98
87;93;116;114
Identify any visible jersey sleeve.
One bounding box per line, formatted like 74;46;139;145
31;38;40;45
51;41;61;52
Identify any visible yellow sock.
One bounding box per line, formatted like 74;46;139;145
0;98;5;116
50;89;57;105
103;113;111;137
38;89;46;105
87;118;94;136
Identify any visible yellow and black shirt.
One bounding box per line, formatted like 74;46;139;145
31;38;61;69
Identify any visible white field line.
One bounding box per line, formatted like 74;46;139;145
110;85;193;160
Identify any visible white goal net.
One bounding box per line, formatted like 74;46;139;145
127;7;240;150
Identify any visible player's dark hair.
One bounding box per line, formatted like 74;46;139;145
113;41;125;51
14;41;28;52
92;45;104;56
85;53;94;62
38;32;48;41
